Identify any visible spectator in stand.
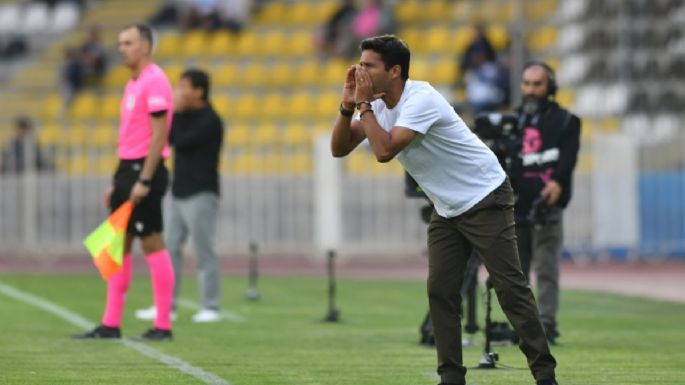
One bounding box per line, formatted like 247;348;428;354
460;23;497;77
315;0;357;58
464;51;507;113
180;0;224;31
1;116;52;174
80;25;108;88
61;46;84;105
221;0;250;34
351;0;395;45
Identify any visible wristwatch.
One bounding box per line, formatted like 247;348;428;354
339;104;354;117
138;178;151;187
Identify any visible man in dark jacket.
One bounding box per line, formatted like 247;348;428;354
135;68;225;323
512;61;581;345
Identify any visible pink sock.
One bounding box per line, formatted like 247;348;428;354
101;254;133;328
145;249;175;330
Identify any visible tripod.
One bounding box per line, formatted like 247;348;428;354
476;277;499;368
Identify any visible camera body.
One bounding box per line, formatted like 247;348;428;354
473;112;520;173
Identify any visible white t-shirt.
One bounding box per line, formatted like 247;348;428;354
371;79;505;218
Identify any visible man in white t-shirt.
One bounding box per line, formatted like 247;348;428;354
331;35;558;385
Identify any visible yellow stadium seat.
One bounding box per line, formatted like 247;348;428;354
423;1;449;23
269;61;294;87
399;26;421;52
426;59;458;86
525;0;558;21
256;1;286;24
68;92;99;120
92;124;116;149
346;150;372;174
528;27;558;52
253;122;279;146
425;26;452;54
322;59;349;86
261;153;281;174
99;94;120;120
96;156;117;174
315;90;340;120
156;32;181;58
555;87;574;108
281;123;311;147
260;31;286;57
67;151;90;175
212;95;232;120
315;1;338;22
213;62;239;88
164;64;184;84
208;31;236;57
37;124;62;147
238;62;268;87
283;151;312;175
226;123;250;147
66;124;90;149
289;30;314;56
410;56;430;80
182;30;211;57
289;2;316;25
294;58;320;86
235;31;260;56
286;91;313;119
41;93;63;120
261;93;286;119
104;66;130;88
453;26;474;55
234;93;260;120
492;1;514;23
395;0;421;24
487;24;509;51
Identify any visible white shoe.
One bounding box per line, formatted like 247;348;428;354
192;309;222;323
135;306;177;321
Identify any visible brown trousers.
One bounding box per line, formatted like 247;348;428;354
427;179;556;384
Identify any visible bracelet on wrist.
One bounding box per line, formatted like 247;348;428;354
356;101;372;110
339;104;354;117
359;109;374;119
138;178;151;187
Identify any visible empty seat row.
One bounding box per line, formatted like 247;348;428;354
0;2;80;36
156;29;316;59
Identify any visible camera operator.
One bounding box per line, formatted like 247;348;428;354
512;62;581;345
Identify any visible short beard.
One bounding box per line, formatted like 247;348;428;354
522;95;544;115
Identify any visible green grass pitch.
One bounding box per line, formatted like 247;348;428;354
0;274;683;385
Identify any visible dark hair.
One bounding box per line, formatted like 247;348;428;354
360;35;410;80
181;68;210;101
522;60;557;96
14;115;32;130
122;23;154;49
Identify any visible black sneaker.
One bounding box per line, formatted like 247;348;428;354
72;325;121;339
136;328;173;341
537;379;559;385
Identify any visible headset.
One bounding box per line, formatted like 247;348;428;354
523;60;557;97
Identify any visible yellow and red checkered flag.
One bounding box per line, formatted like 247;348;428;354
83;201;133;280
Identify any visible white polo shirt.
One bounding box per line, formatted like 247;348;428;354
371;79;505;218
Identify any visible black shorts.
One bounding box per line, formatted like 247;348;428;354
110;158;168;237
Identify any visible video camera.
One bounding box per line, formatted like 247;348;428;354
473;112;520;173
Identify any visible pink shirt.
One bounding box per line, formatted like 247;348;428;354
118;62;173;160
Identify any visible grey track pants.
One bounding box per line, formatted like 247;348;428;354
165;192;221;311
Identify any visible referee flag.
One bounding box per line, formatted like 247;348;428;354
83;202;133;280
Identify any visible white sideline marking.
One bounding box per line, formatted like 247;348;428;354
0;281;232;385
177;298;246;322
